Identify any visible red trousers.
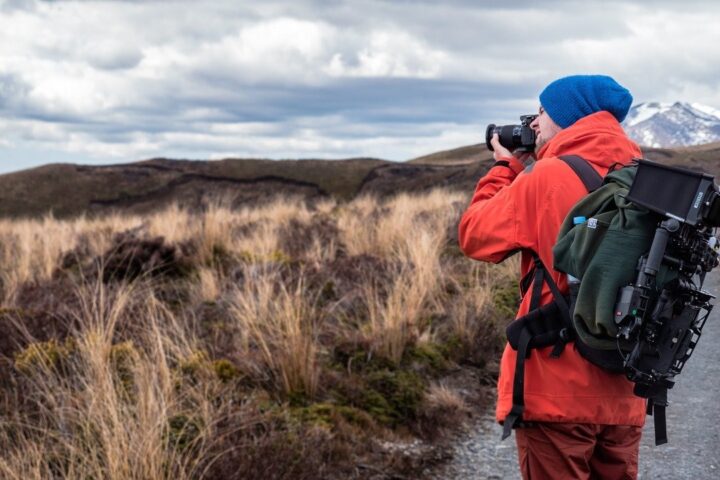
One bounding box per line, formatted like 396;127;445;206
515;423;642;480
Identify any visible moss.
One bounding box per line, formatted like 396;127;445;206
330;342;434;426
334;405;374;429
213;359;240;383
14;338;75;375
290;403;374;430
286;389;310;407
438;334;464;361
402;343;449;373
177;350;213;385
356;388;395;426
290;403;335;429
365;369;426;425
166;414;202;452
332;343;395;374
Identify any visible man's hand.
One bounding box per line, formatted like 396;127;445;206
490;133;513;160
490;133;535;165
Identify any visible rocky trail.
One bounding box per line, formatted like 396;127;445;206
429;271;720;479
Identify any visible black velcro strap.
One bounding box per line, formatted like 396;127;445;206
654;404;668;446
502;327;532;440
559;155;603;193
648;388;669;445
493;160;511;168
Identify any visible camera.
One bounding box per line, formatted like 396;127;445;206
614;159;720;398
485;114;538;153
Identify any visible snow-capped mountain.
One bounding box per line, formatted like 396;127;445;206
623;102;720;148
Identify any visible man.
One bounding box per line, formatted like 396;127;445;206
458;75;647;479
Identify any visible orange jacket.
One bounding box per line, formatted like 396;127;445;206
459;111;647;425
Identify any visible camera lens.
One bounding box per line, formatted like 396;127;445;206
499;125;521;149
485;124;536;153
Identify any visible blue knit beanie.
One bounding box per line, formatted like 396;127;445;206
539;75;633;128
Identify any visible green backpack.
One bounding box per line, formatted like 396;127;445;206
553;164;676;352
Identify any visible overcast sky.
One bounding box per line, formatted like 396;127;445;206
1;0;720;173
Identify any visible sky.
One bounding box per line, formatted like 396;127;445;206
1;0;720;173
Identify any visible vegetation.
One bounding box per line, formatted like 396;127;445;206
0;189;519;479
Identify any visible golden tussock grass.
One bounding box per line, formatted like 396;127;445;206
0;188;519;478
2;281;214;479
229;269;319;399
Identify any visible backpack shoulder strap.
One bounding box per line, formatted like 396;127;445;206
559;155;603;193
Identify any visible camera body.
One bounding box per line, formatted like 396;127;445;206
485;114;538;153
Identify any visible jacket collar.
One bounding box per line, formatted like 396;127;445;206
537;111;642;169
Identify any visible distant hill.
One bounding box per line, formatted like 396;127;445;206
0;155;488;219
1;141;718;219
408;144;493;165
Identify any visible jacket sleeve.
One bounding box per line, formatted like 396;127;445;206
458;156;537;263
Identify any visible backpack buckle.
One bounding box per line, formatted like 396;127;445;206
558;328;571;341
550;328;572;358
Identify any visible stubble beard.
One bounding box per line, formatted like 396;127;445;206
535;134;548;150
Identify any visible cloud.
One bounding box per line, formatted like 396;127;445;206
1;0;720;173
84;42;144;70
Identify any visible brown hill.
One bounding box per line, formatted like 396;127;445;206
1;142;718;219
408;143;493;165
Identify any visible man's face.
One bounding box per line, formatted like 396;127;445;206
530;105;562;149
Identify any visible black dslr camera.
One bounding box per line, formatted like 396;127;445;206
614;159;720;401
485;114;537;153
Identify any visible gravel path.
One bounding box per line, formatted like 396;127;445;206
430;270;720;479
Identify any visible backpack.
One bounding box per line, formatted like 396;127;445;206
503;155;718;445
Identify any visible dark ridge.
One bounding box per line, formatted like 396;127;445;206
88;173;328;208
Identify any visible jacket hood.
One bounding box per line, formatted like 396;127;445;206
537;111;642;168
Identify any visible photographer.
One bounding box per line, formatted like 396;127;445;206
459;75;647;479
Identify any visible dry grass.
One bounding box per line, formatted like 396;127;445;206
194;267;221;303
1;281;214;480
229;269;320;399
0;188;519;479
0;213;140;304
338;189;465;258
